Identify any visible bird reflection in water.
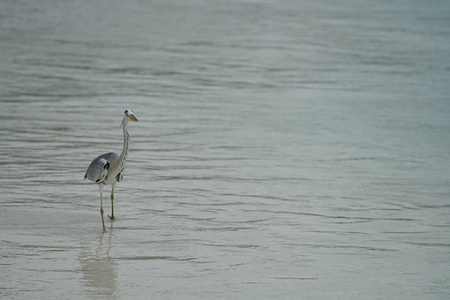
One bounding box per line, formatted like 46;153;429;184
79;227;117;299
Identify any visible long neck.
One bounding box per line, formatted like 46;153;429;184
119;118;130;168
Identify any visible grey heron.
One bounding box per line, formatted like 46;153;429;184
85;109;139;231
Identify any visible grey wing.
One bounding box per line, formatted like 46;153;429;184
84;152;119;183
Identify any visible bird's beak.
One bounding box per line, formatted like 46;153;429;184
130;115;139;122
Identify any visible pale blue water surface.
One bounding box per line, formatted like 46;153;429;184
1;0;450;299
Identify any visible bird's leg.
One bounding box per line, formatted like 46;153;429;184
99;184;106;232
108;183;115;220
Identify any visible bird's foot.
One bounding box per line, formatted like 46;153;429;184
108;215;115;220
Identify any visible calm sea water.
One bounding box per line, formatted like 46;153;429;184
1;0;450;299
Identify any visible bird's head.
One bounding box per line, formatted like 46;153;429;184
121;109;139;127
124;109;139;122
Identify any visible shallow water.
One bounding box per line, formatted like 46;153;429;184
1;0;450;299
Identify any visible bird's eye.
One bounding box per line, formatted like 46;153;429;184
124;110;129;114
